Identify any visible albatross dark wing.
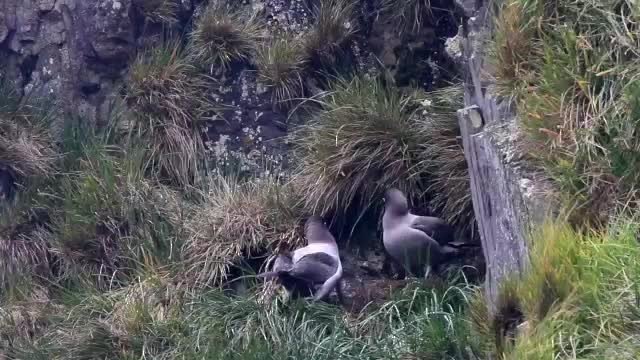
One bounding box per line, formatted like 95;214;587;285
410;216;455;245
288;252;338;285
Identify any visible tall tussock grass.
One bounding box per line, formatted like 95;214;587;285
125;39;215;188
292;76;426;220
414;86;475;237
189;1;264;71
493;0;640;226
471;217;640;359
293;76;474;236
255;35;308;110
303;0;357;76
0;84;57;202
181;173;306;287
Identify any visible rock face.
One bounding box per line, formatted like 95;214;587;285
455;0;555;311
0;0;197;129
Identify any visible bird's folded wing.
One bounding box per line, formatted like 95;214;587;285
410;216;454;245
289;252;338;284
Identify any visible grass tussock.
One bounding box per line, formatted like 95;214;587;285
181;174;306;287
414;86;475;236
125;39;215;187
48;138;181;288
378;0;434;36
0;227;52;290
293;77;472;232
292;76;426;218
256;36;307;110
304;0;357;73
189;2;264;71
475;217;640;359
134;0;179;25
0;86;56;194
493;0;640;225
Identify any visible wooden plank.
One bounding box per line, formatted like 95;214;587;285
455;0;553;311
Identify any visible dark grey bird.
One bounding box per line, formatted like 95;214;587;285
382;188;461;278
259;216;343;302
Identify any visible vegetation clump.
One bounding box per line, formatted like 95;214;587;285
2;271;483;359
189;2;264;71
292;75;427;218
125;39;215;187
494;0;640;226
303;0;357;75
134;0;179;25
414;86;474;236
293;76;473;235
256;36;307;110
0;86;56;199
472;218;640;359
378;0;434;36
181;174;305;287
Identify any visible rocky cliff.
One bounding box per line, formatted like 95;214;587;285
0;0;199;128
0;0;535;310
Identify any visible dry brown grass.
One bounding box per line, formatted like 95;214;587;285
0;122;56;180
0;91;57;191
0;227;52;289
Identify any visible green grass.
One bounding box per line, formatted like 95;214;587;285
134;0;179;25
1;118;185;294
0;83;57;196
471;217;640;359
378;0;434;36
2;273;484;360
414;86;475;237
493;0;640;226
125;39;215;188
255;35;308;110
304;0;357;76
292;76;472;234
292;76;426;220
189;2;264;71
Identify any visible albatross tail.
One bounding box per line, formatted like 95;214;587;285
312;261;343;302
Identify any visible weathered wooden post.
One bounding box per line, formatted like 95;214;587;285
455;0;553;311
